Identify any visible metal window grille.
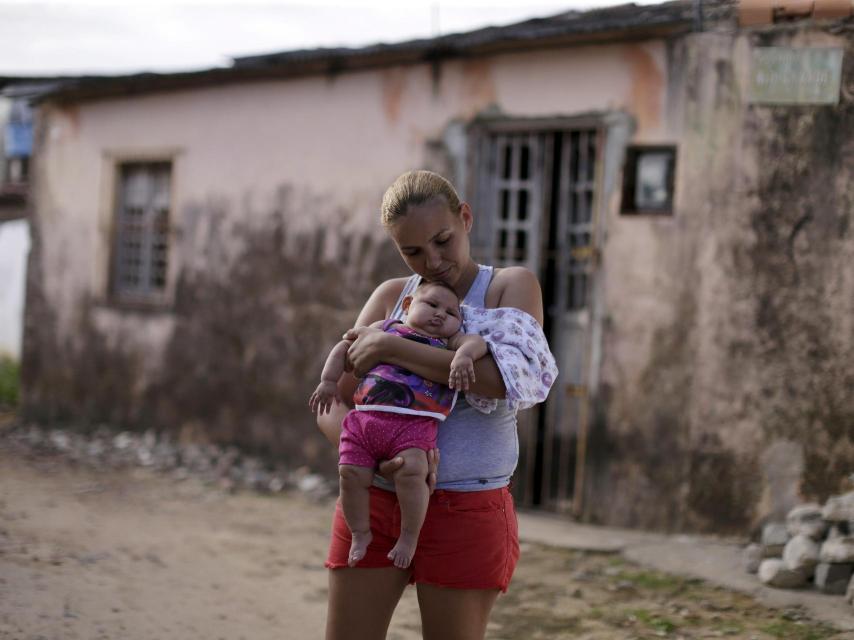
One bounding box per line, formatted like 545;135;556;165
112;162;171;301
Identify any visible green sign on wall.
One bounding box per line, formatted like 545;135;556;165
750;47;843;105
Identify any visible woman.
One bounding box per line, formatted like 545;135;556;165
316;170;549;640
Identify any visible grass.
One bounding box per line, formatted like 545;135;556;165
628;608;678;634
0;355;19;408
760;620;837;640
616;568;696;591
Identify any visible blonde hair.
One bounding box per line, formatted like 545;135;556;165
380;170;461;227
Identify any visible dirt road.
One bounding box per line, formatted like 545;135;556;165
0;438;845;640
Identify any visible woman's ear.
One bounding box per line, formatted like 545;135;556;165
460;202;473;233
402;295;413;311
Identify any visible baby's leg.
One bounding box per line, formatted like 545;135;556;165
387;448;430;570
339;464;376;567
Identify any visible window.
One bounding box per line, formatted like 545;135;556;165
620;146;676;215
111;162;171;303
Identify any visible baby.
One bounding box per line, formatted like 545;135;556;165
310;280;486;569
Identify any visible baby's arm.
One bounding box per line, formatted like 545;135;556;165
311;319;385;414
447;333;488;391
309;340;350;415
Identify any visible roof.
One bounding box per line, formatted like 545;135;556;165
26;0;726;105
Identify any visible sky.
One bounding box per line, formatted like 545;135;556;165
0;0;660;76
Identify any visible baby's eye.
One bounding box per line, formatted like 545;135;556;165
435;236;450;245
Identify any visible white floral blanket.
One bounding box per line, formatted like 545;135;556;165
461;305;558;413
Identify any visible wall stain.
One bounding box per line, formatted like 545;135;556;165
461;59;497;116
22;186;406;475
381;67;407;125
625;43;664;135
739;38;854;504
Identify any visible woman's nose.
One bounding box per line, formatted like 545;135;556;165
425;249;442;270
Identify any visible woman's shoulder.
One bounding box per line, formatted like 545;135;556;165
373;277;411;303
485;266;541;303
359;276;412;320
485;266;544;323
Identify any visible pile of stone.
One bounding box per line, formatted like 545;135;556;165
744;493;854;606
1;422;333;500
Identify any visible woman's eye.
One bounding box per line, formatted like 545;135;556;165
436;236;449;245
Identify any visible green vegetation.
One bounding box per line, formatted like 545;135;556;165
617;568;697;591
0;355;19;408
628;608;678;634
760;620;836;640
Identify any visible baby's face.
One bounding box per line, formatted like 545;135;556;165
405;285;462;338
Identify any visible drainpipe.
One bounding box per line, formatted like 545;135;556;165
693;0;704;31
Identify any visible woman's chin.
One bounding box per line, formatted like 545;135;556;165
427;268;454;284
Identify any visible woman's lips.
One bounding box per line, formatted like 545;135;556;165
431;268;451;281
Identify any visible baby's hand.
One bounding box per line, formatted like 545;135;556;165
309;381;340;415
449;354;476;391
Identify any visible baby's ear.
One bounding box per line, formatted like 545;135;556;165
402;295;413;311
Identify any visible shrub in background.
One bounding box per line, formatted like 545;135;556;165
0;355;19;409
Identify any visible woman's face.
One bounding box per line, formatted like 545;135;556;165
387;198;473;288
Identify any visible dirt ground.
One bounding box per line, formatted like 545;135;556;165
0;439;846;640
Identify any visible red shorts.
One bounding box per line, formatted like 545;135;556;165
325;485;520;592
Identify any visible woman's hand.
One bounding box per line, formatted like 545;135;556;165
343;325;387;378
377;448;440;494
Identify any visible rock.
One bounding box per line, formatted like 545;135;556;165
823;492;854;523
758;558;808;589
298;474;324;492
743;543;763;574
783;534;820;573
113;432;135;450
814;562;854;595
761;522;790;547
820;537;854;563
827;523;848;540
786;503;827;540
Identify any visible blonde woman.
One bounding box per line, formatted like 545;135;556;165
317;170;554;640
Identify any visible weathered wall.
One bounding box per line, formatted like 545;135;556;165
23;40;668;472
589;24;854;532
0;219;29;358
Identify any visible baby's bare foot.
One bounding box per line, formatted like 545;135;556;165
387;532;418;569
348;530;372;567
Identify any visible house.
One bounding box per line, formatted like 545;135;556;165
16;0;854;532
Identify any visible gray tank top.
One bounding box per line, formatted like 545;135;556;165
375;264;518;492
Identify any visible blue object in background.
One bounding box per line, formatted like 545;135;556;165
4;122;32;158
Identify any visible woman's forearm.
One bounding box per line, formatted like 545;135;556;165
382;335;506;399
317;401;347;447
315;372;358;448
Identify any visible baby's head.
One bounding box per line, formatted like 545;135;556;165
402;281;463;339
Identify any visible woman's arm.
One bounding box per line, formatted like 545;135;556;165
490;266;545;325
347;332;507;398
345;266;545;399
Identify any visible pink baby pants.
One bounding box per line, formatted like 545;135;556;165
339;410;438;468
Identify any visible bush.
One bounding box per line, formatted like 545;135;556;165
0;355;19;408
